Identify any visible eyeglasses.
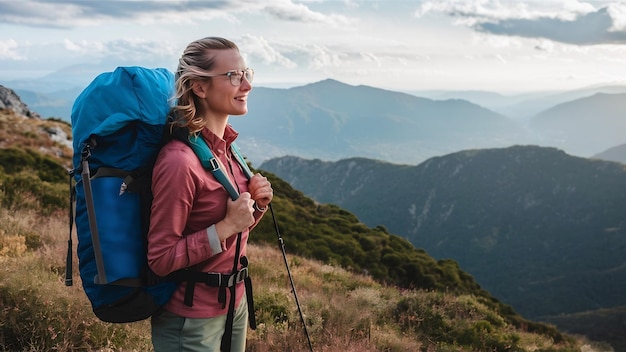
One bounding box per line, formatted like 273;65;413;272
205;68;254;86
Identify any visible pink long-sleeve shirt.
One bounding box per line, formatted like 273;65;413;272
147;125;262;318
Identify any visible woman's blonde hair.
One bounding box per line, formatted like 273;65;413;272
171;37;239;134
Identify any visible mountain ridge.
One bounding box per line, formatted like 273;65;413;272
593;143;626;164
0;85;42;119
529;92;626;156
259;146;626;349
11;76;626;169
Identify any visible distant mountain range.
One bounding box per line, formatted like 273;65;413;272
593;143;626;164
413;84;626;120
530;93;626;158
259;146;626;341
5;73;626;168
231;79;531;166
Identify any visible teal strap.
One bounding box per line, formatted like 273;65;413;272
188;135;247;201
231;143;253;180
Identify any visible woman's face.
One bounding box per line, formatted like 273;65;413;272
197;48;252;119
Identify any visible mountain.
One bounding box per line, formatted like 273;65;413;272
259;146;626;346
529;92;626;157
229;79;527;166
407;89;547;118
13;87;84;121
9;75;531;166
9;73;626;168
411;84;626;120
0;85;42;119
593;143;626;164
511;84;626;120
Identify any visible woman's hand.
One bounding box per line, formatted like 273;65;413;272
248;173;273;210
216;192;255;241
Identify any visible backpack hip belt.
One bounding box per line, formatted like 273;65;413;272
175;261;251;308
174;265;249;289
208;266;249;288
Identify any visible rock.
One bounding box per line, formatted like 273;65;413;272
0;85;42;119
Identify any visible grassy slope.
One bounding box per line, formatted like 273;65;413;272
0;208;604;351
0;109;610;351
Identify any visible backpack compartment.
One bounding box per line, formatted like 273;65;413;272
74;173;176;323
75;175;144;286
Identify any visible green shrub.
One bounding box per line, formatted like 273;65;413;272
0;147;67;183
23;230;43;251
254;290;292;325
393;293;525;351
0;172;66;214
455;320;522;351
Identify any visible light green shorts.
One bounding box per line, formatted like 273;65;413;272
151;297;248;352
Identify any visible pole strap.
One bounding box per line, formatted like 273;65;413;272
80;142;108;285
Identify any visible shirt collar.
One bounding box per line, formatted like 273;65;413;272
200;124;239;153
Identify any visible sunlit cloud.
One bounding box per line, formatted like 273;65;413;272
239;34;297;68
263;0;353;26
0;39;26;60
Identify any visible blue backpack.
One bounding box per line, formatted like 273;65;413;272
66;66;256;325
66;66;178;323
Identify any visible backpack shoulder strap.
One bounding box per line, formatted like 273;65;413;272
187;135;251;200
184;135;257;349
231;142;254;180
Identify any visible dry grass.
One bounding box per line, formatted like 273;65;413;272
0;208;153;351
245;244;424;352
0;206;607;352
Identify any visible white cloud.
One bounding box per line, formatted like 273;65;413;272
61;38;178;66
360;52;382;67
534;39;556;52
416;0;595;21
474;34;523;49
239;34;297;68
607;2;626;31
63;39;104;54
0;39;26;60
307;44;345;68
263;0;353;26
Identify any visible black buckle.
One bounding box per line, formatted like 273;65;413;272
202;267;248;287
208;157;220;172
225;267;248;287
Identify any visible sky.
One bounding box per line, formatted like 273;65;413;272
2;0;626;94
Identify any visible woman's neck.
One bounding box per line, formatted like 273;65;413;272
203;115;229;139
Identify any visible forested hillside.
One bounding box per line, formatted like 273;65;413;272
260;146;626;350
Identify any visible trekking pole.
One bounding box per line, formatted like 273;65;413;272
268;203;314;352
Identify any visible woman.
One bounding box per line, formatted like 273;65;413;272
147;37;273;352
